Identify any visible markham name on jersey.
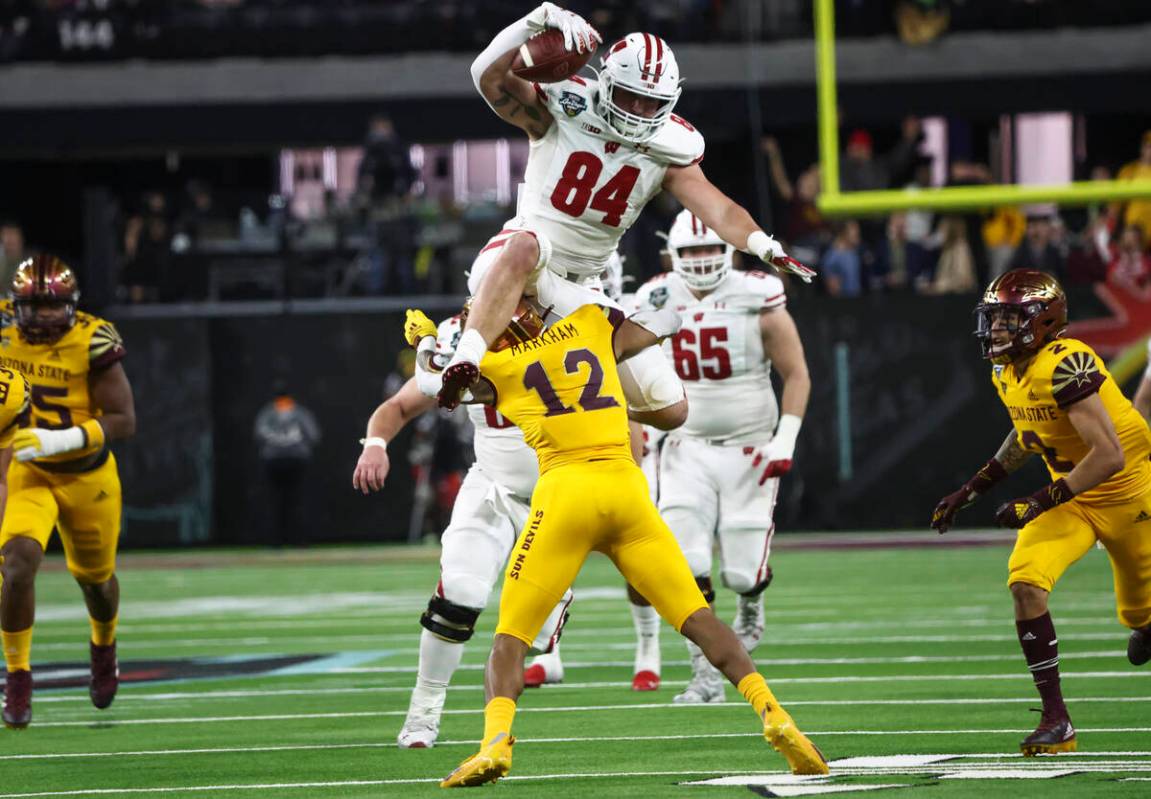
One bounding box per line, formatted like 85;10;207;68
513;76;705;277
635;269;786;443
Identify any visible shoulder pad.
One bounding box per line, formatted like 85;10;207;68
89;319;126;368
636;273;674;310
1044;339;1105;409
739;270;787;310
435;315;463;360
535;77;595;122
644;114;705;167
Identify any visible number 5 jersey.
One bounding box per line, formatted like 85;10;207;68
992;336;1151;505
0;300;126;465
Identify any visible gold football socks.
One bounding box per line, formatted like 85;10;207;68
2;627;32;672
90;615;118;647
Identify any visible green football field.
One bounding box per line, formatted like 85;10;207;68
3;535;1149;798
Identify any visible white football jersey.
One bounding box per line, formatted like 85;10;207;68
433;316;539;498
517;76;705;278
634;269;787;443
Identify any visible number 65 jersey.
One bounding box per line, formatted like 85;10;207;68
0;300;125;464
992;336;1151;505
634;269;786;444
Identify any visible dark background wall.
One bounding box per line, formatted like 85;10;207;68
107;288;1123;546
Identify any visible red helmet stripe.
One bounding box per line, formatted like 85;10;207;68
653;37;664;78
642;33;653;76
690;214;697;235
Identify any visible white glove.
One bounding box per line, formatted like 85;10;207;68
747;231;816;284
746;414;802;484
13;426;86;462
527;2;602;53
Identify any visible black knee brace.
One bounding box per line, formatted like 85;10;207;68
695;576;716;605
420;594;481;643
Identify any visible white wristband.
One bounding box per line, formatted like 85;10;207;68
450;328;489;368
360;437;388;450
772;414;802;453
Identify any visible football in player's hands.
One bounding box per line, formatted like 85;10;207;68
512;29;595;83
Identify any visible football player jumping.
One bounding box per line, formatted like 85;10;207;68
436;2;813;415
0;256;135;729
426;299;827;787
932;270;1151;756
353;311;570;748
631;210;810;703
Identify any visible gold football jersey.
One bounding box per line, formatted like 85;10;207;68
479;304;632;473
0;300;126;462
993;337;1151;504
0;367;31;450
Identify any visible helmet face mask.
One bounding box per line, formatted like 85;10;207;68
973;270;1067;365
11;255;80;344
666;209;732;291
595;33;683;143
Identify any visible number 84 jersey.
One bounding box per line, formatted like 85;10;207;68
519;77;705;278
634;269;786;444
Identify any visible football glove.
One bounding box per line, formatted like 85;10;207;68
404;309;438;349
994;478;1073;529
749;414;802;484
747;231;816;284
527;2;602;53
13;427;87;462
438;362;480;411
930;457;1009;533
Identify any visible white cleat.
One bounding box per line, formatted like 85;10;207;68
733;594;765;653
673;658;726;704
523;650;564;687
397;713;440;748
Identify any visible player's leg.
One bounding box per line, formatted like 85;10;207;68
1090;491;1151;665
716;451;780;653
1007;501;1096;755
399;468;514;748
442;469;595;787
623;420;662;691
606;474;827;776
0;464;57;729
54;456;123;711
522;588;573;687
659;437;724;703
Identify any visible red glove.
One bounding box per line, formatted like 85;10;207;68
437;362;479;410
994;478;1074;529
931;458;1008;533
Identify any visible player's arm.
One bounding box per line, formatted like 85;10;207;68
663;164;815;283
1134;370;1151;422
755;307;810;480
353;377;436;495
469;4;598;140
0;446;10;532
992;395;1126;529
15;362;136;462
930;428;1025;533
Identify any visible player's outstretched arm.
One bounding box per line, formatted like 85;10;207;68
353;377;436;495
663;164;815;283
930;429;1029;533
469;4;598;139
754;308;811;482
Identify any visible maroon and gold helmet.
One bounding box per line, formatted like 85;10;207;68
461;296;547;353
974;269;1067;364
11;255;81;344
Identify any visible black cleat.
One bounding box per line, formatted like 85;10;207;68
1020;708;1076;756
3;670;32;729
1129;626;1151;666
89;641;119;710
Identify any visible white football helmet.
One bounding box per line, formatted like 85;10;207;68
667;209;732;291
594;33;683;143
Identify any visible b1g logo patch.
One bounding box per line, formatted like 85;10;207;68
559;91;586;117
649;286;669;309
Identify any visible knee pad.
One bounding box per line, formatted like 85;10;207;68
420;594;482;643
721;565;772;597
619;346;685;413
695;575;716;605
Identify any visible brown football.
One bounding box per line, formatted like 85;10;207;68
511;28;595;84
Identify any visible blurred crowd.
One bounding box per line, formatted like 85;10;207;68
766;126;1151;299
1;1;1146;63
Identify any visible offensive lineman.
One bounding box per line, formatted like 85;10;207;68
424;299;827;786
0;255;134;729
932;270;1151;755
437;3;813;412
633;209;810;702
353;312;569;748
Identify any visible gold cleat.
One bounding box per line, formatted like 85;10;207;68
440;733;515;788
763;708;829;775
